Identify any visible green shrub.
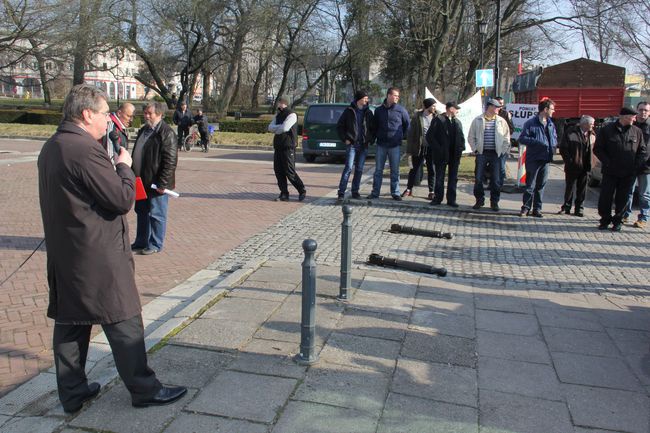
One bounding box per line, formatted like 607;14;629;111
0;109;62;124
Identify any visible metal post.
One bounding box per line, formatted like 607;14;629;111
494;0;502;97
479;33;484;70
338;205;352;300
294;239;319;365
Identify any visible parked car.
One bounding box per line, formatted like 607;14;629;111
301;103;376;163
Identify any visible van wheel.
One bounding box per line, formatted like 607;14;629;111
304;155;317;163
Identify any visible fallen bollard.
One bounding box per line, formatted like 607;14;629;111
294;239;319;365
367;253;447;277
390;223;454;239
338;205;352;300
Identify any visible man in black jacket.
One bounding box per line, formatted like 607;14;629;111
622;101;650;228
594;106;647;231
172;102;192;150
193;108;210;152
558;115;595;217
267;97;306;201
426;102;465;206
336;90;374;201
131;101;178;253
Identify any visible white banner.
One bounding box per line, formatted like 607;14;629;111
506;103;537;140
425;87;483;153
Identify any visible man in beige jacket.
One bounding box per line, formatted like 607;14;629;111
468;98;511;211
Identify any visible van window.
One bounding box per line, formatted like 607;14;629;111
306;106;346;124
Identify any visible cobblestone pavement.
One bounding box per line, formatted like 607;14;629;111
0;138;344;397
213;158;650;299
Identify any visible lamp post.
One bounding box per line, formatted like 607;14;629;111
478;19;487;69
185;21;191;106
115;48;122;106
494;0;502;96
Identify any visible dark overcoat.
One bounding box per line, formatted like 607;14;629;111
38;121;141;324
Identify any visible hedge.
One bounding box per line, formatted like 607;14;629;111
0;109;303;134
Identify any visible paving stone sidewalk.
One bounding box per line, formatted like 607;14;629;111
0;153;648;432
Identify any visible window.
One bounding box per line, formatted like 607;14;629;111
305;106;346;124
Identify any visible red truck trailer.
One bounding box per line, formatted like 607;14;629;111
512;58;625;120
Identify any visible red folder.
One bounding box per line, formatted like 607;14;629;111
135;177;148;201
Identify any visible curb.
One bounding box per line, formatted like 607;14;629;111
0;257;266;426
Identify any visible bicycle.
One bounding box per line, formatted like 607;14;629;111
182;125;201;152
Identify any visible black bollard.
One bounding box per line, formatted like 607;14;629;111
294;239;319;365
390;223;454;239
338;205;352;300
367;253;447;277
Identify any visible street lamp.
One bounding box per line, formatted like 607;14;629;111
478;19;487;69
494;0;502;96
185;21;191;106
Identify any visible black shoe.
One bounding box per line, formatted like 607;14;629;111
472;201;484;210
366;194;378;200
351;192;361;199
598;222;609;230
560;207;571;215
429;200;442;206
132;386;187;408
531;210;543;218
140;248;159;255
276;194;289;202
491;202;499;212
131;244;145;252
447;202;459;208
63;382;101;414
298;191;307;201
574;210;584;217
336;195;344;204
611;223;622;232
392;195;402;201
518;208;528;217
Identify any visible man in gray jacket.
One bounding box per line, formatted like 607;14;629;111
467;99;511;211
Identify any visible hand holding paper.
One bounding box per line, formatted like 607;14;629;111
151;184;180;198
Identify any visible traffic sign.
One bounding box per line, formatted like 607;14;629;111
475;69;494;88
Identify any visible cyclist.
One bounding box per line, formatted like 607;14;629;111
193;108;209;152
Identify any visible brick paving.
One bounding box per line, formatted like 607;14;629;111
0;138;344;397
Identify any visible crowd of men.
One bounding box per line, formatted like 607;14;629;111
323;88;649;232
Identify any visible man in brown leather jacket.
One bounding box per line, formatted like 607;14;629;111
559;115;595;217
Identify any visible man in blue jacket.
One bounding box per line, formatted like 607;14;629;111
518;98;558;217
368;87;410;200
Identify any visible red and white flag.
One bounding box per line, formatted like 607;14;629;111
518;49;523;75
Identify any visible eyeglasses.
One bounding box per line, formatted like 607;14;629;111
94;110;110;117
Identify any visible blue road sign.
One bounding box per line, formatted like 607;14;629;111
475;69;494;88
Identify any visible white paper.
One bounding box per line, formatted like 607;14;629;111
151;184;180;198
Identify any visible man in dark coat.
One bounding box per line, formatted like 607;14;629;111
426;101;465;207
336;89;374;201
594;106;648;231
172;102;192;150
558;115;595;217
267;97;306;201
131;101;178;254
38;84;186;413
622;100;650;228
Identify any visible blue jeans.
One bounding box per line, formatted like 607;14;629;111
473;152;503;204
134;193;169;251
371;145;400;197
337;144;367;196
522;159;550;212
622;174;650;222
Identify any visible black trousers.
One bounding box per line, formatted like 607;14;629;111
433;159;461;204
406;149;434;192
597;174;636;225
563;171;588;211
273;146;305;196
198;129;209;149
53;314;161;410
177;126;189;148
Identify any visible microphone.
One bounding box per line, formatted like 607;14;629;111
108;130;121;153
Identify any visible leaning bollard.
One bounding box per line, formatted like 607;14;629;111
390;223;454;239
294;239;319;365
338;205;352;300
367;253;447;277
